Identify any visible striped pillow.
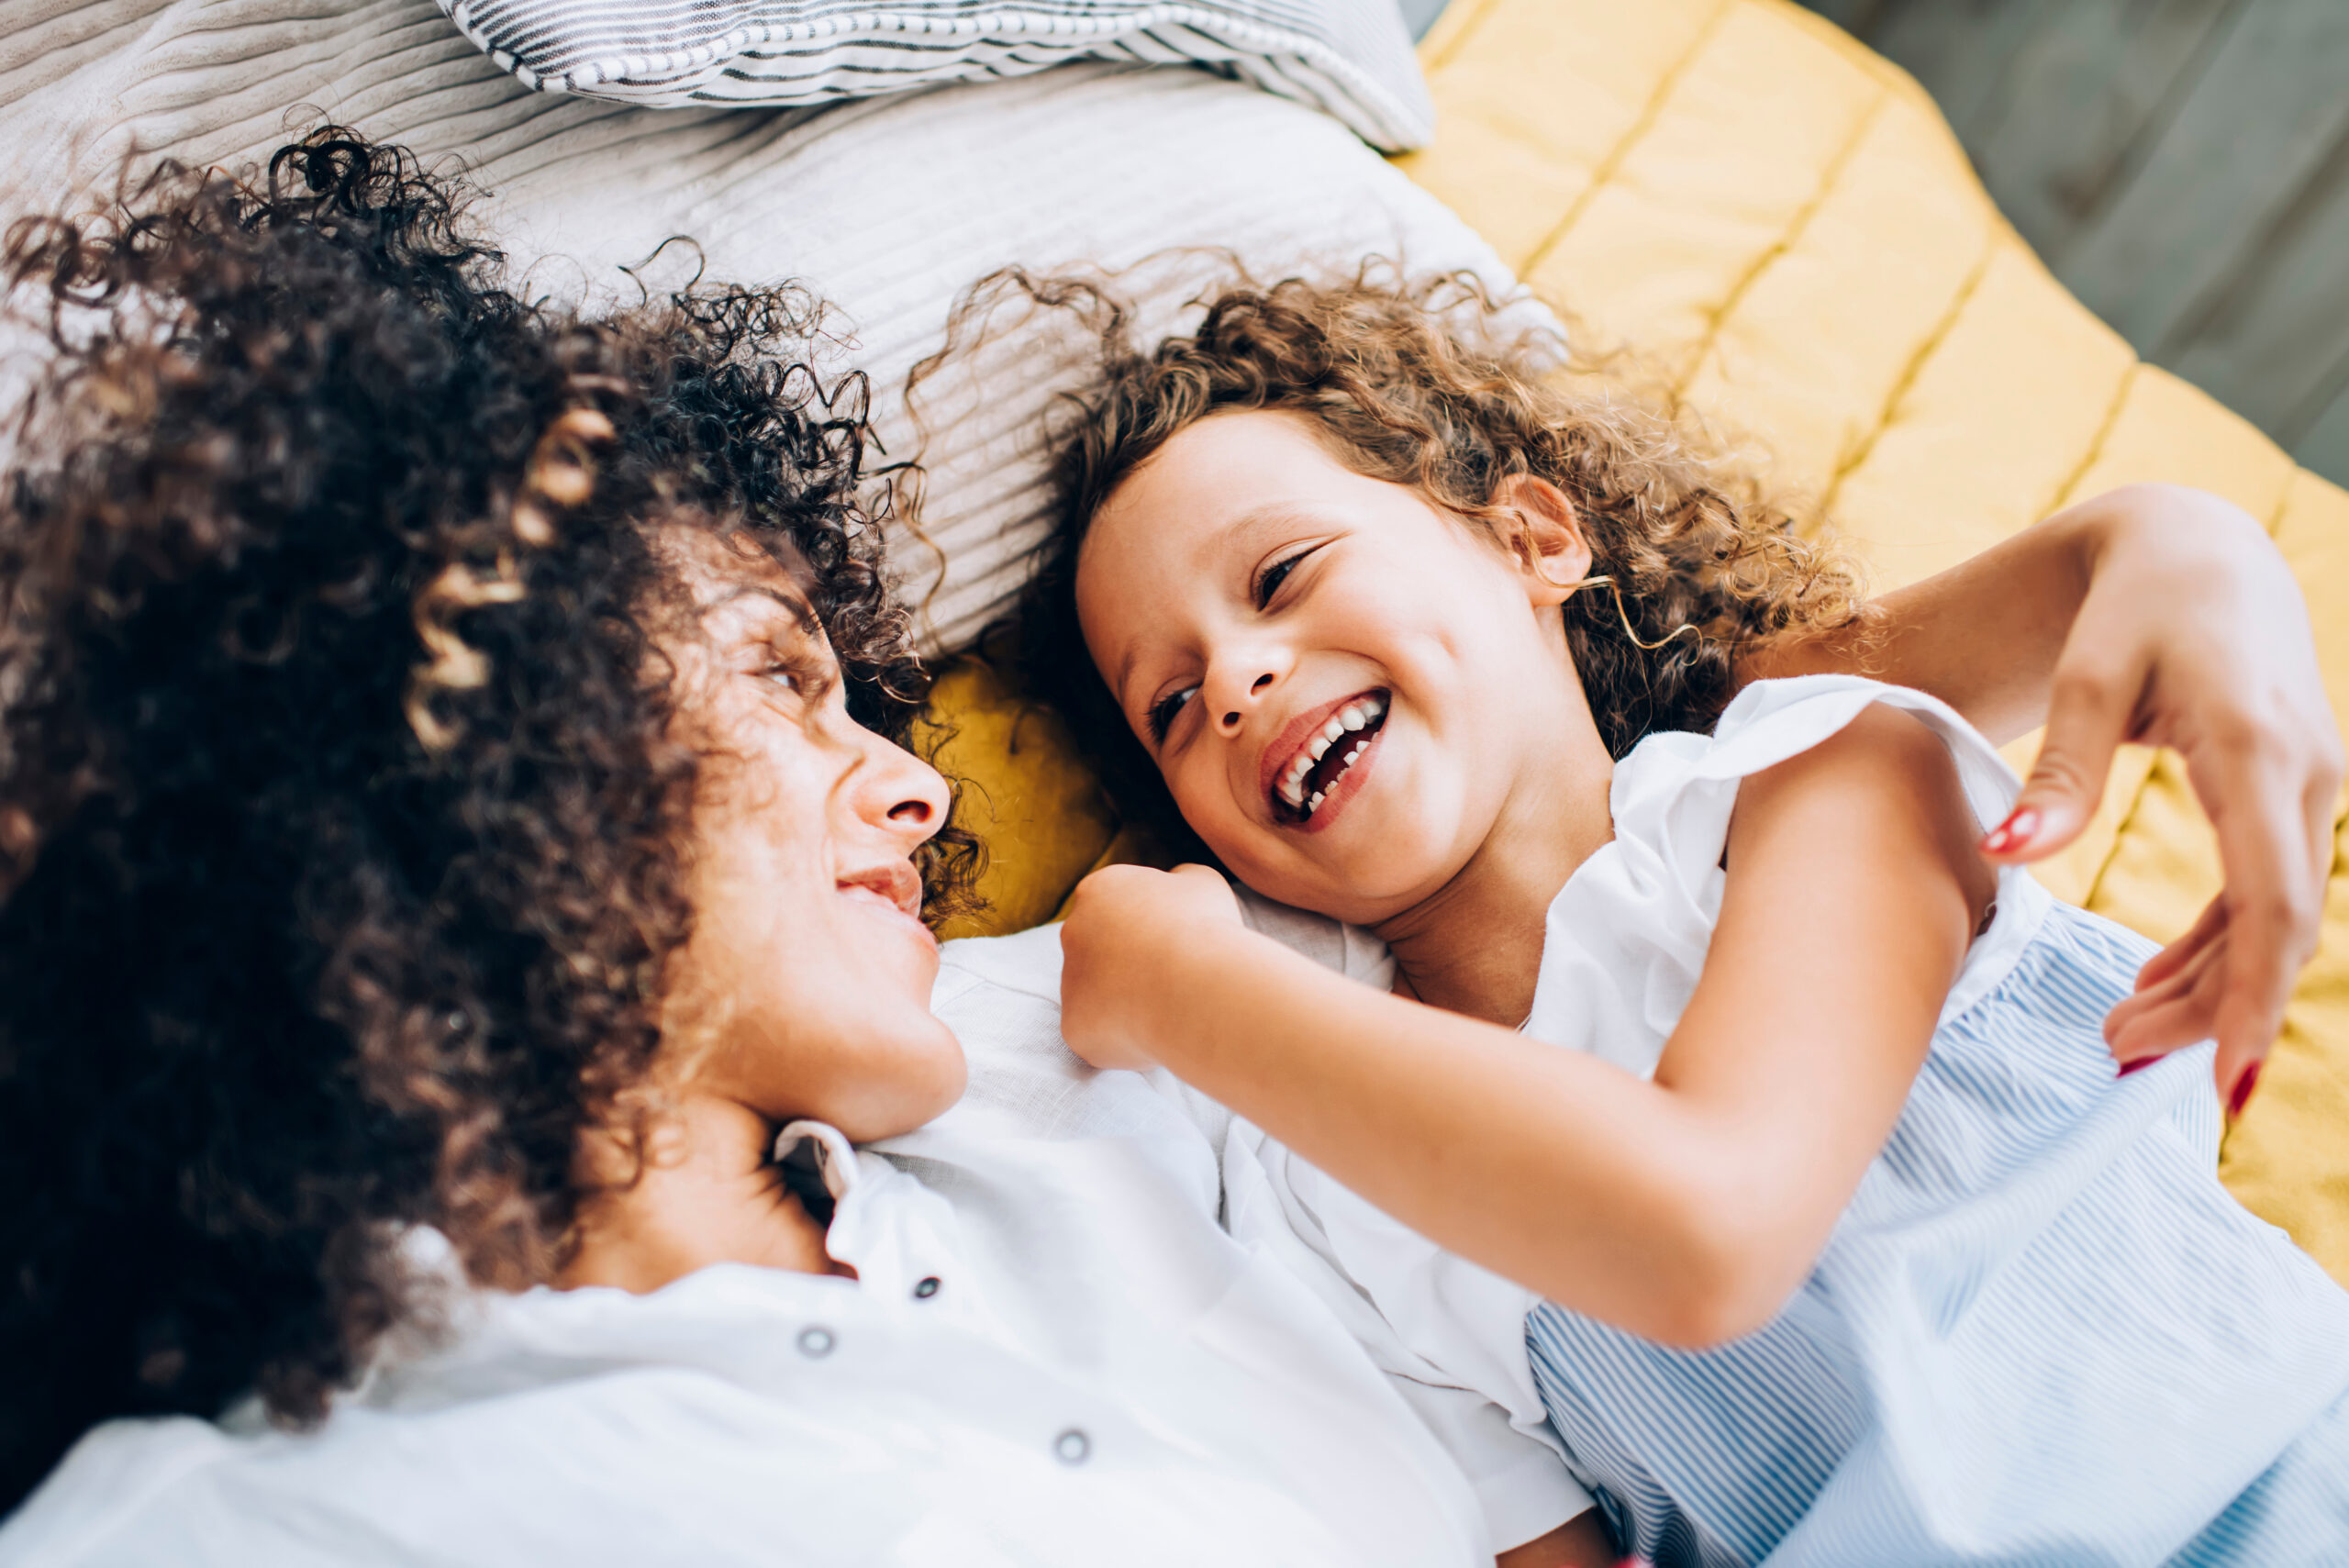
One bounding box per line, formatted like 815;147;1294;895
434;0;1432;150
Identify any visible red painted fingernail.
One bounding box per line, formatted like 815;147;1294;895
2116;1054;2157;1077
1981;806;2039;856
2228;1062;2263;1119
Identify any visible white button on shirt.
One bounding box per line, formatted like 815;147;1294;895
0;926;1490;1568
930;919;1598;1553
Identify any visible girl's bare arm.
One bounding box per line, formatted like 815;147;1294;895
1496;1510;1620;1568
1058;706;1985;1346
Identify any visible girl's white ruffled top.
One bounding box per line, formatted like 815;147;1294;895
1225;676;2349;1564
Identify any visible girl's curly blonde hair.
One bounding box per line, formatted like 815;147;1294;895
995;266;1866;851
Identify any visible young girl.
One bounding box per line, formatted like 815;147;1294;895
1019;275;2349;1565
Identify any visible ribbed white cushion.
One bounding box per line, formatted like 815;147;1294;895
434;0;1432;152
1;1;1529;650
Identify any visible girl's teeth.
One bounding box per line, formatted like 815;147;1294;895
1277;695;1388;818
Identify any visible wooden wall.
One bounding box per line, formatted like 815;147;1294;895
1797;0;2349;488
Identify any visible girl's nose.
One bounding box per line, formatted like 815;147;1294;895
1217;671;1277;735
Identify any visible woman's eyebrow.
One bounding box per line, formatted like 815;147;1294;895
699;584;823;639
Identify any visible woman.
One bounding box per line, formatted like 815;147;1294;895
0;135;1495;1564
0;136;2334;1568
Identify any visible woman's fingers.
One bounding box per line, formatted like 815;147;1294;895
2192;735;2324;1102
2113;940;2265;1117
2108;929;2227;1065
2113;993;2221;1078
1976;485;2337;1112
2110;763;2326;1118
1985;656;2138;862
2305;766;2342;923
2134;895;2228;994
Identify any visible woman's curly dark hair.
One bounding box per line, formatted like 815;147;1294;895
983;266;1864;855
0;131;974;1508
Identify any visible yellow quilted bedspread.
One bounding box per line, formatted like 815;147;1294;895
927;0;2349;1284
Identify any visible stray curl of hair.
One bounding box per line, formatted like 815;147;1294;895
405;406;614;752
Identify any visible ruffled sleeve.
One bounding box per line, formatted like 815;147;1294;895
1526;675;2053;1075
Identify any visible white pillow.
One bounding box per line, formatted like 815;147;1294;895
435;0;1433;153
0;1;1537;650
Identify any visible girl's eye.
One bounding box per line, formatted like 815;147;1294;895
1252;548;1312;610
1148;684;1198;744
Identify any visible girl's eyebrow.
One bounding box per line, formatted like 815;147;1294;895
1220;502;1330;551
1109;647;1148;713
1229;503;1342;583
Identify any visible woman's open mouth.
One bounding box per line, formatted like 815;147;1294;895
1269;690;1388;825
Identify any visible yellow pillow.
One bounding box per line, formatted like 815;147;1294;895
925;0;2349;1284
917;659;1118;942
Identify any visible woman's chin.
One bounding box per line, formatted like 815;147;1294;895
822;1026;969;1142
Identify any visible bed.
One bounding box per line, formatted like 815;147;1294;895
4;0;2343;1287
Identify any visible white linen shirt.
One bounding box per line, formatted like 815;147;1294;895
934;916;1599;1552
0;924;1489;1568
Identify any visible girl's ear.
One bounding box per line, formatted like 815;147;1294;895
1491;474;1594;607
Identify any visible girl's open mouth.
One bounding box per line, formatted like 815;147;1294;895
1270;690;1388;824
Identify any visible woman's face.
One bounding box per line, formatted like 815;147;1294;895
1074;410;1587;927
655;528;963;1141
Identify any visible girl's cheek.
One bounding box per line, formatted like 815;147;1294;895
1167;761;1223;837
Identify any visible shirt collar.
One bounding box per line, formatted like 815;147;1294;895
773;1120;971;1318
774;1118;862;1199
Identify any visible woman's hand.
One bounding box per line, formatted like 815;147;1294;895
1760;483;2342;1111
1058;862;1242;1072
1983;486;2341;1110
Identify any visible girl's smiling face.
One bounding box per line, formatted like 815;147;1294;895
1074;409;1599;926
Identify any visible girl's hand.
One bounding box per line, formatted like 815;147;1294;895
1982;485;2342;1110
1059;862;1241;1072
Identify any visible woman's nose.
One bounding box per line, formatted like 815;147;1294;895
853;728;951;848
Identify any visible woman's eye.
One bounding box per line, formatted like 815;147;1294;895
1253;549;1311;609
1148;684;1198;744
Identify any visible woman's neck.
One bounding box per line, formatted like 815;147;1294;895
1372;708;1617;1029
562;1092;843;1294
